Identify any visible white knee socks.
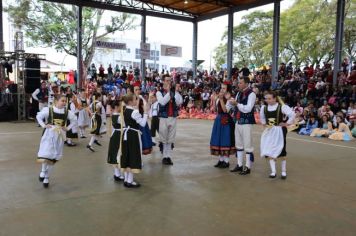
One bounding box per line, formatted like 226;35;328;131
223;156;229;163
281;160;287;176
237;151;243;167
40;163;47;177
124;172;128;182
114;167;121;177
219;156;224;162
269;159;276;175
43;164;54;183
89;136;96;146
163;143;171;158
127;172;134;184
245;153;251;169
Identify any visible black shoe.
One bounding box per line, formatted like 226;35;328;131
166;157;173;165
43;179;49;188
152;142;156;146
64;140;68;145
230;165;243;172
214;161;224;168
281;174;287;180
114;175;124;182
86;145;95;152
220;162;230;169
94;140;102;146
81;136;87;139
124;181;141;188
269;173;277;179
66;142;77;147
162;157;168;165
39;176;45;182
239;167;251;175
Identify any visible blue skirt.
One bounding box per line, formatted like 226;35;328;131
210;113;236;156
140;123;153;155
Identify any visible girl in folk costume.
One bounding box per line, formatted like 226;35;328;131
107;99;125;182
36;95;77;188
87;92;106;152
210;83;236;169
134;84;153;155
121;94;150;188
260;91;296;180
77;89;91;138
65;94;79;146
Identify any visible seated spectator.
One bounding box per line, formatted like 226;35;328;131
329;115;353;141
310;115;333;137
299;114;318;135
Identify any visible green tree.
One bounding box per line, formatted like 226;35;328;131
5;0;137;68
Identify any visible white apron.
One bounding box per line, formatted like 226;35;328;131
38;127;66;161
78;109;90;127
260;126;284;159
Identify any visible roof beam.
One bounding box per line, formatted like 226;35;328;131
42;0;195;22
197;0;277;22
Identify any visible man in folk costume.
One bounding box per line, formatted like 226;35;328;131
229;76;256;175
156;77;183;165
32;81;49;111
260;91;296;179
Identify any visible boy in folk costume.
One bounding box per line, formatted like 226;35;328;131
65;94;79;146
107;100;125;182
210;84;236;168
156;77;183;165
87;92;105;152
36;95;77;188
229;77;256;175
77;89;90;138
149;92;159;146
260;91;296;179
121;94;150;188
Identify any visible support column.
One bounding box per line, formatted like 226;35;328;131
227;9;234;80
77;5;82;89
333;0;345;86
271;0;280;83
0;0;5;91
192;19;198;79
141;14;146;80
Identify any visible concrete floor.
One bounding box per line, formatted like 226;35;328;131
0;120;355;236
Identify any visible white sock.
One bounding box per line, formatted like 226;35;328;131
114;167;121;177
269;159;276;175
40;163;47;177
237;151;243;167
219;156;224;162
281;160;287;176
124;172;128;182
245;154;251;169
45;164;54;179
81;128;86;136
152;137;156;143
127;172;134;184
67;138;72;144
223;156;229;163
166;143;172;158
89;136;95;146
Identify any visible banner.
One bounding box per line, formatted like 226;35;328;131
95;41;126;50
161;45;182;57
140;43;151;60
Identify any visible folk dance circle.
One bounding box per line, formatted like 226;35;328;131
35;76;296;189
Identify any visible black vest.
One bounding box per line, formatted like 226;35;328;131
123;108;140;130
264;104;283;126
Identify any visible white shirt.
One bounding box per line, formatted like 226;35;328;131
150;101;159;117
260;103;295;125
201;92;210;101
36;106;77;130
156;90;183;106
32;88;48;102
235;90;256;113
126;106;148;127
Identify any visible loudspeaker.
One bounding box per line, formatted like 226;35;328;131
25;59;41;93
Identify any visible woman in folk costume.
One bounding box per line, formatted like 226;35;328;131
77;89;91;138
328;114;353;141
65;94;79;146
259;91;296;180
36;95;77;188
107;99;125;182
210;83;236;169
134;83;153;155
87;92;106;152
121;94;150;188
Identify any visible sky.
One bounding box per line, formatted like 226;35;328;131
2;0;295;70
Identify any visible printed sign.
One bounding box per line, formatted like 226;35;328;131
95;41;126;50
161;44;182;57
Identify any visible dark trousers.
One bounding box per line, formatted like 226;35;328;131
150;116;159;137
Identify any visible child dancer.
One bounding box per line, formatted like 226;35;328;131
260;91;295;179
77;89;90;138
121;94;149;188
36;94;77;188
107;99;125;182
66;94;79;146
149;92;159;145
87;92;104;152
210;84;236;169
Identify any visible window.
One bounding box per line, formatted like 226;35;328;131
135;48;141;59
